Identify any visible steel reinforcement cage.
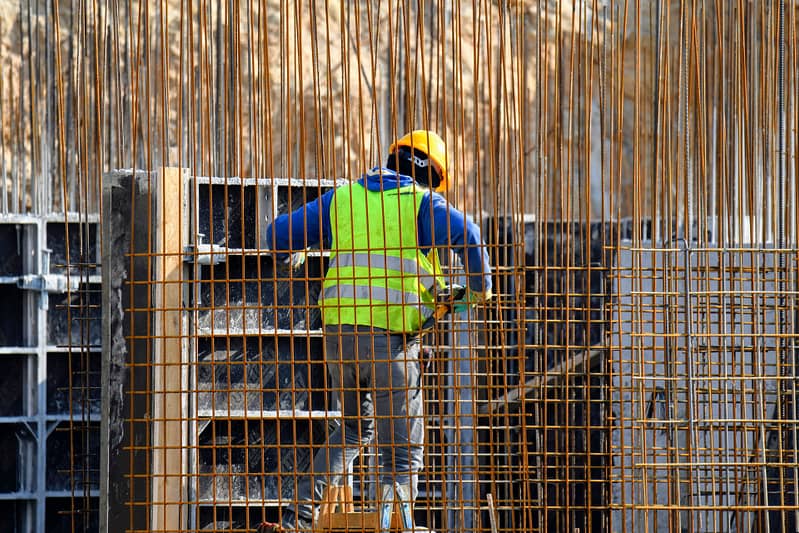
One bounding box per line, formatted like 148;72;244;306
99;168;799;533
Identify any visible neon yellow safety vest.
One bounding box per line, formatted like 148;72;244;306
320;182;444;332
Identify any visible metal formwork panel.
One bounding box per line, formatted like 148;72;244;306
0;214;101;533
190;176;334;525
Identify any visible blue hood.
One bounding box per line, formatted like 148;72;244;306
358;167;417;191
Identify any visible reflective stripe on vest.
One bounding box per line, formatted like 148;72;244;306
321;285;435;321
328;252;437;292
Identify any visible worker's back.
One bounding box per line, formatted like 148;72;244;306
320;180;441;333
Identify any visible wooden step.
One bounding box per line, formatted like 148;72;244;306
316;485;402;531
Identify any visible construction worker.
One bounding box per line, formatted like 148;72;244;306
257;130;493;533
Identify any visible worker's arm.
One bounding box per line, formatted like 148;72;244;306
265;189;335;257
417;192;493;294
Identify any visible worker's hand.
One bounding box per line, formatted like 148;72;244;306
288;251;307;270
275;251;307;275
453;288;493;313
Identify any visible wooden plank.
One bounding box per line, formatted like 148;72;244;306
480;348;604;414
151;167;187;531
317;483;404;531
325;510;404;530
326;511;380;530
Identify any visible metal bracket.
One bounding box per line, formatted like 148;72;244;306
183;243;228;265
18;274;81;294
17;248;81;310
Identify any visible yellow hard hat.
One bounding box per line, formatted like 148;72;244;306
389;130;449;191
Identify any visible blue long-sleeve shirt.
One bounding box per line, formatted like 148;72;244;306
266;167;492;293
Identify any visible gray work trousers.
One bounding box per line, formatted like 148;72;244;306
293;324;424;520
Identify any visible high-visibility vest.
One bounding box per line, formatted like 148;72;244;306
320;182;443;332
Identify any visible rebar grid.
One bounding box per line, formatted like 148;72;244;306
612;247;798;532
0;1;797;533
